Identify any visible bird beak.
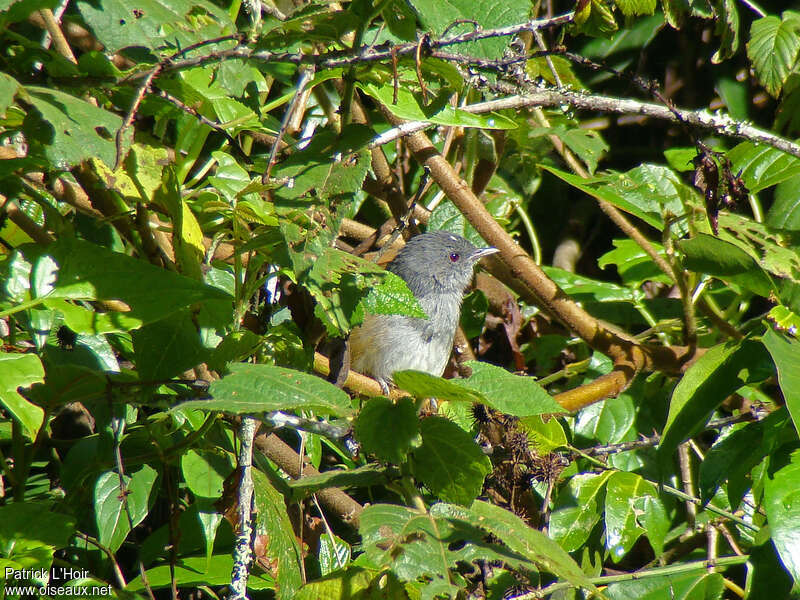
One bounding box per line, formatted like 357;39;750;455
470;247;499;261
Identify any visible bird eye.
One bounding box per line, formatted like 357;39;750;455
449;252;460;262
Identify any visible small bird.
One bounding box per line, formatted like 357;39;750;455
349;230;498;392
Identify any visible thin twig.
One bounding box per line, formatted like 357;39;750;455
115;66;161;170
123;12;575;83
262;66;314;183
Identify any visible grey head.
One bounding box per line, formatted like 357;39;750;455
387;230;498;298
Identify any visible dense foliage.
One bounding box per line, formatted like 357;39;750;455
1;0;800;598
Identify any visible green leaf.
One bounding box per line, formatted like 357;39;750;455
727;141;800;193
0;501;76;573
635;493;670;557
95;465;158;553
127;554;274;591
272;126;372;201
27;238;231;327
711;0;739;63
614;0;657;17
678;234;775;297
410;416;492;505
768;173;800;231
575;393;636;444
76;0;232;54
746;12;800;98
132;310;210;381
604;472;651;561
318;534;351;576
460;290;489;339
657;339;772;470
393;370;486;403
252;469;303;600
606;572;725;599
763;329;800;438
519;415;567;454
358;504;455;593
468;500;597;592
354;397;422;464
542;164;689;230
574;0;618;37
406;0;529;60
455;362;564;417
550;472;612;551
287;464;387;501
531;126;608;175
181;448;233;498
767;304;800;336
24;87;127;168
358;82;516;130
598;239;672;287
764;447;800;585
0;352;44;439
698;409;790;506
0;0;59;27
186;363;353;416
359;271;426;319
295;567;400;599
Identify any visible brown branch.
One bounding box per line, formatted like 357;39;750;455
37;8;76;64
380;112;697;407
254;430;364;526
0;195;55;245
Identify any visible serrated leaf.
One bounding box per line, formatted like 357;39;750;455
747;12;800;98
354;397;422;464
406;0;529;60
468;500;597;591
532;126;608;175
542;164;689;230
598;239;672;287
184;363;353;416
768;173;800;231
359;271;426;319
727;141;800;193
394;370;486;403
711;0;739;63
454;362;564;417
272;126;372;201
410;416;491;505
251;470;304;600
127;554;274;591
358;82;516;130
614;0;656;16
25;238;231;327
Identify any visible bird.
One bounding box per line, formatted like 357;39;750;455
349;230;498;393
